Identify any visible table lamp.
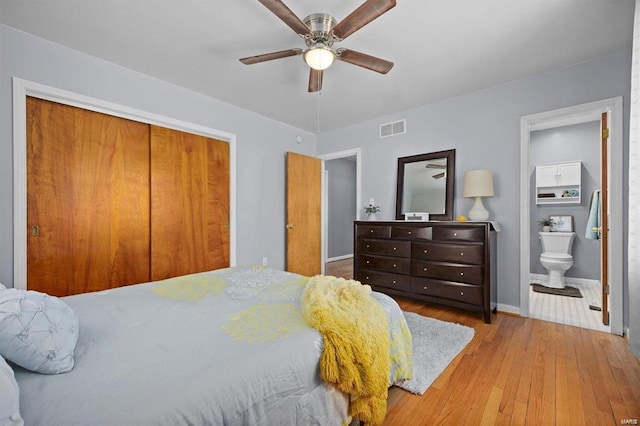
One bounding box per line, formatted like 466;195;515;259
463;169;494;220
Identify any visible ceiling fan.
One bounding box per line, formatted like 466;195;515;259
239;0;397;92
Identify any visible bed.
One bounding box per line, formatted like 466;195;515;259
0;266;413;426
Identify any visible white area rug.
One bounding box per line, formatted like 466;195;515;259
396;311;475;395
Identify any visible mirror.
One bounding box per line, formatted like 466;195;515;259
395;149;456;221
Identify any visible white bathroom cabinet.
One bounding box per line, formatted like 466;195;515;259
535;161;581;205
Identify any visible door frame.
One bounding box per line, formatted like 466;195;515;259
519;97;623;335
12;77;237;289
318;148;362;271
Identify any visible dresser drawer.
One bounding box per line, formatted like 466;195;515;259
357;269;411;292
433;226;484;242
411;277;483;306
358;239;410;257
357;225;391;239
412;260;483;285
391;226;432;240
357;254;410;275
412;241;484;265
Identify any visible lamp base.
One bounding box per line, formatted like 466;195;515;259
468;196;489;221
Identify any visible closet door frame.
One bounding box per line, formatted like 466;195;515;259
12;77;237;290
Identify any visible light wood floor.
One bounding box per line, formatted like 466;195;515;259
326;259;640;425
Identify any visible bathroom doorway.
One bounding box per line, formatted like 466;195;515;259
519;98;623;335
529;121;606;331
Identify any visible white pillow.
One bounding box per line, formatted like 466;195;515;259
0;355;24;426
0;289;79;374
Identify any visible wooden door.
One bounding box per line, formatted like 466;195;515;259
286;152;321;276
27;97;151;296
600;112;610;325
150;126;230;281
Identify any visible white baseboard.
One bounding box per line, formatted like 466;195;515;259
327;254;353;263
529;273;600;287
497;303;521;316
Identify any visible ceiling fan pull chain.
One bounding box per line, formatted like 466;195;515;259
317;89;321;133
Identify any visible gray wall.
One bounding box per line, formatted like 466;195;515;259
529;122;601;280
326;158;356;259
0;24;317;287
317;48;631;316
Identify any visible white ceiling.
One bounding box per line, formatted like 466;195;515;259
0;0;634;133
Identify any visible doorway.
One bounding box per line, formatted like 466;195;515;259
519;97;624;335
318;148;361;275
528;121;607;332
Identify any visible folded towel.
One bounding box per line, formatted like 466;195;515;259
585;190;601;240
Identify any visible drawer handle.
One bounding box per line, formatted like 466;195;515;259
454;232;457;236
366;276;370;280
423;267;427;271
370;230;374;233
366;244;370;248
424;250;428;254
423;286;427;290
460;291;464;296
393;247;397;251
460;272;464;276
392;280;397;284
408;231;412;235
460;252;464;256
366;260;370;264
393;264;397;268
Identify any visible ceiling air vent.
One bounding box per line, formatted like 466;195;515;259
379;119;406;138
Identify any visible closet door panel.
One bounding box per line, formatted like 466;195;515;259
150;126;229;280
207;138;230;268
27;97;151;296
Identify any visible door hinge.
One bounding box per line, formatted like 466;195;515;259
605;284;611;294
602;128;610;139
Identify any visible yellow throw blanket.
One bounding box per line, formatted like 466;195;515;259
302;275;390;425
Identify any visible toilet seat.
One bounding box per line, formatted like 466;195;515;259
541;252;572;261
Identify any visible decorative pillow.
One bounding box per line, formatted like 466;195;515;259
0;355;24;426
0;289;79;374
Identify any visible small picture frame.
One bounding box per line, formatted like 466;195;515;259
550;215;573;232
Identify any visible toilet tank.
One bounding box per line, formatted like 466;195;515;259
539;232;576;254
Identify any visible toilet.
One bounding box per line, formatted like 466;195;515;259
539;231;576;288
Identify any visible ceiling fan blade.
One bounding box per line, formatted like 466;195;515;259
239;48;302;65
332;0;396;40
336;49;394;74
308;69;323;93
433;172;446;179
258;0;310;35
425;164;446;169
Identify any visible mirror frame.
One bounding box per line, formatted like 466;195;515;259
395;149;456;221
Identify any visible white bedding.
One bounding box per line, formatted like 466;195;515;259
13;266;411;425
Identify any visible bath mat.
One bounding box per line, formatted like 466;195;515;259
530;283;583;298
396;311;474;395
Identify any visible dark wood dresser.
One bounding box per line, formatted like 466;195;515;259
354;221;498;323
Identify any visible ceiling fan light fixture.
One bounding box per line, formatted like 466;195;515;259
304;44;335;70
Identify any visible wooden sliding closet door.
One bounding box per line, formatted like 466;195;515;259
150;126;230;281
27;97;151;296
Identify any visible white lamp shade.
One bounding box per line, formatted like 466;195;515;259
463;169;494;198
304;45;335;70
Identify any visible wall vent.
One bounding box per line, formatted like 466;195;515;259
379;119;406;138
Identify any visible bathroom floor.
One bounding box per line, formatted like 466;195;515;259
529;276;610;333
